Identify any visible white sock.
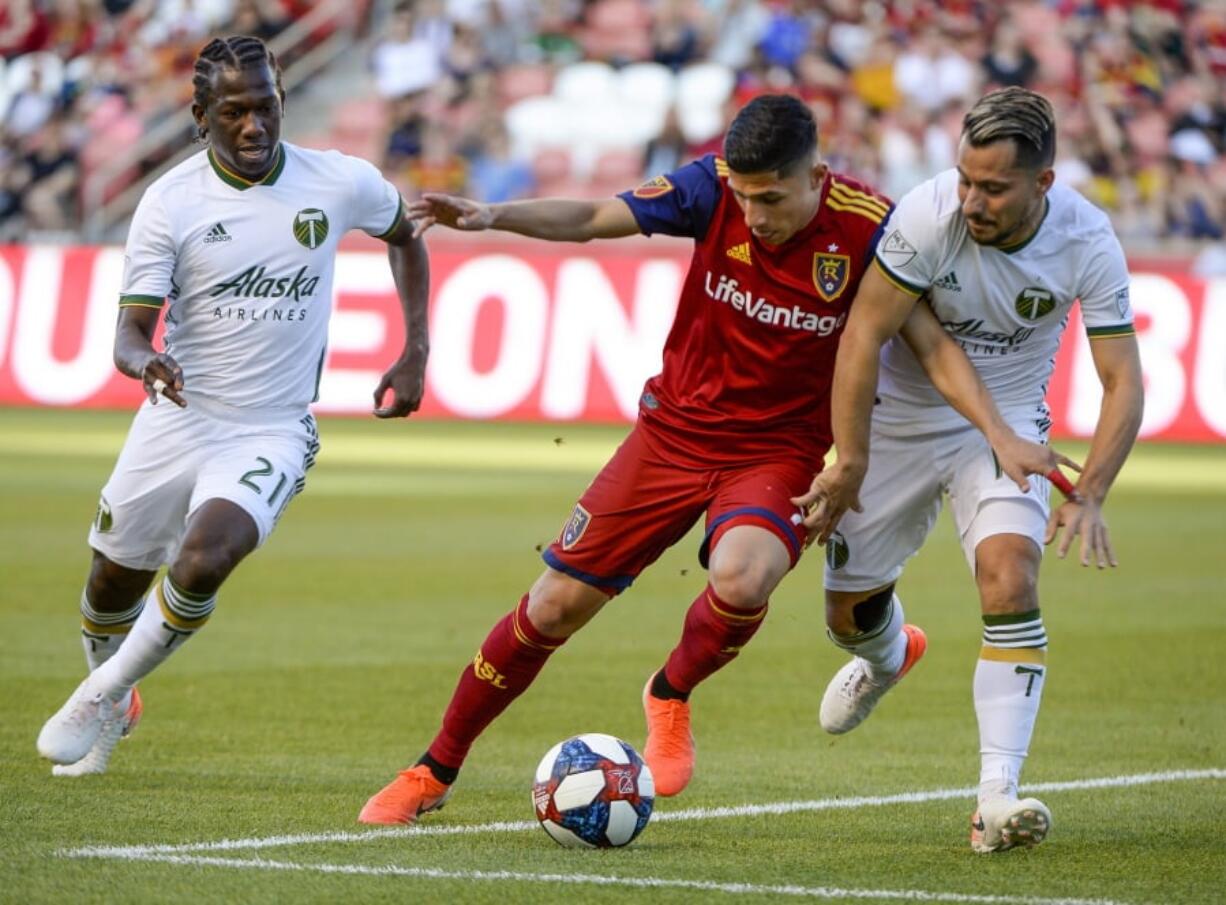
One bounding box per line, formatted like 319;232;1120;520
828;592;906;681
974;609;1047;803
80;590;145;672
91;576;217;703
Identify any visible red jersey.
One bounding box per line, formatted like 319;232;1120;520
619;155;890;469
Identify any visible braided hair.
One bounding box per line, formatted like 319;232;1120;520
192;35;284;142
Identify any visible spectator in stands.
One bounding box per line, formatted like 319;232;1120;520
4;56;58;138
20;111;80;232
650;0;699;71
466;121;533;203
981;16;1036;88
5;0;1225;242
230;0;289;43
371;6;441;100
0;0;50;59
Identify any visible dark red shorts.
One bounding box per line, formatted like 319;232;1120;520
543;425;817;595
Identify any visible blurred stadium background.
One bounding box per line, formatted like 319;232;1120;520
1;0;1225;439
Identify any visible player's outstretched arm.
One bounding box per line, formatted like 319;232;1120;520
374;217;431;418
113;305;185;407
408;194;641;243
900;303;1074;491
1044;333;1143;568
793;265;919;545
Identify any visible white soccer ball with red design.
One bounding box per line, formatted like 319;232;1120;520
531;733;655;848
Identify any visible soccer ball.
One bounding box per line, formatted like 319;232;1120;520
531;733;655;848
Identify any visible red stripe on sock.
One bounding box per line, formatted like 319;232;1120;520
662;585;768;694
428;595;565;769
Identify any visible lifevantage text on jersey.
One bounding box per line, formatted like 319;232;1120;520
209;265;320;301
704;271;847;336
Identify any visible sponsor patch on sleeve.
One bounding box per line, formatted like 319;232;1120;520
879;229;918;267
632;175;675;199
560;503;592;550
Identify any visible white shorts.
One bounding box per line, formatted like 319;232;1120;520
88;398;320;571
823;416;1052;592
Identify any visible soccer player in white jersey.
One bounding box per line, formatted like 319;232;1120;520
794;88;1144;852
36;35;430;776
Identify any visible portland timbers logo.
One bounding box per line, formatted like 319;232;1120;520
293;208;329;249
1014;287;1056;321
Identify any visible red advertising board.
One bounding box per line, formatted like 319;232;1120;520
0;243;1222;441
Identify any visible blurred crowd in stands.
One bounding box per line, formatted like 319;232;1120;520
3;0;1226;253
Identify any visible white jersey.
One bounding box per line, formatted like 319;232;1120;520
119;141;405;413
872;169;1134;433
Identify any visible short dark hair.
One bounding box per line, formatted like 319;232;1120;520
192;35;284;139
723;94;818;176
962;87;1056;171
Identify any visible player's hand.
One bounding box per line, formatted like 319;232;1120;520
790;460;866;547
372;349;427;418
407;194;494;238
992;432;1081;494
1044;494;1116;568
141;353;185;407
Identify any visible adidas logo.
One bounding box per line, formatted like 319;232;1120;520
934;270;961;292
726;241;752;265
204;222;232;244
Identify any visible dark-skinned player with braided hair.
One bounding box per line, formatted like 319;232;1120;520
37;35;431;776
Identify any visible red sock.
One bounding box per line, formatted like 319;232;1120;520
427;595;565;770
661;585;768;694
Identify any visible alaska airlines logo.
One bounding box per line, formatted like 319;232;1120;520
209;265;320;301
705;272;846;336
941;316;1036;347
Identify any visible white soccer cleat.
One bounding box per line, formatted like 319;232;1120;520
819;624;927;734
51;688;142;777
970;797;1052;853
37;676;121;765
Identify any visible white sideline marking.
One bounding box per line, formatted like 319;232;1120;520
60;767;1225;859
71;852;1135;905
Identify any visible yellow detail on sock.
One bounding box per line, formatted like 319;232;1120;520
705;592;767;623
156;583;213;630
80;618;134;635
979;645;1046;665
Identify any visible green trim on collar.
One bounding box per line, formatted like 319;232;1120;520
998;197;1050;255
208;143;285;190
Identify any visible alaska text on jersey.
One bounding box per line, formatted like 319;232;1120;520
209;265;320;302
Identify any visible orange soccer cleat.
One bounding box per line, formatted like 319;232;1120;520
642;673;695;797
358;764;452;826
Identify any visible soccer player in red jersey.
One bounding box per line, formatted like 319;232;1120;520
359;95;1059;825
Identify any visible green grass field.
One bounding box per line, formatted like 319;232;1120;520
1;408;1223;904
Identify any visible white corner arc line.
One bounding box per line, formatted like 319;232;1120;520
58;767;1224;860
77;853;1139;905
